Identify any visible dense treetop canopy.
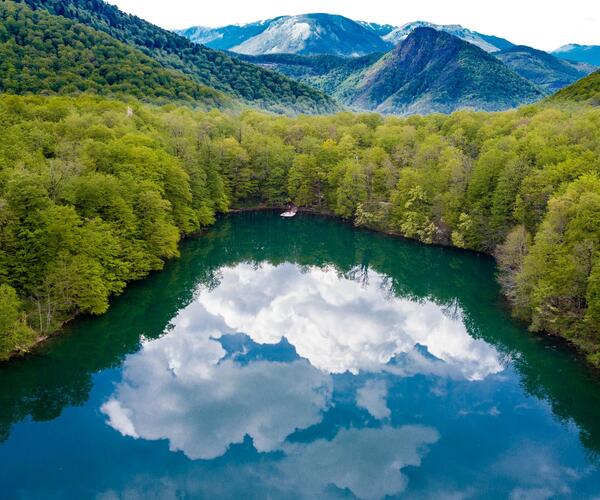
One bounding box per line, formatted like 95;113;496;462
0;94;598;364
14;0;339;114
551;70;600;104
0;2;231;108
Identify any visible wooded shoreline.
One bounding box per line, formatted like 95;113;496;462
1;95;598;367
1;207;589;371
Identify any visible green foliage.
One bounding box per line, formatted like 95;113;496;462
0;2;230;108
1;94;599;363
551;70;600;104
0;284;36;359
495;225;532;308
0;95;230;352
516;175;600;350
16;0;338;114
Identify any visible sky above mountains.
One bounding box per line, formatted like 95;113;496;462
106;0;599;51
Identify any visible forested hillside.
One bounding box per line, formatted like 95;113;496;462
0;94;599;364
15;0;338;114
551;70;600;103
496;45;596;92
341;28;544;114
236;52;382;95
240;29;546;115
0;2;231;108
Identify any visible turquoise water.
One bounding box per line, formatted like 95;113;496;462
1;212;599;499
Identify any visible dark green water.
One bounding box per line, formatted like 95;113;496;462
1;212;600;499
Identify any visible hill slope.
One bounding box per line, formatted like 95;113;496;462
551;70;600;104
342;28;544;114
228;14;392;56
236;52;382;95
0;2;231;108
496;45;596;92
553;45;600;67
17;0;338;114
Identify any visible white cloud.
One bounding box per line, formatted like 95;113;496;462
100;296;441;496
356;379;390;420
102;324;332;460
196;263;503;380
495;441;583;499
102;400;139;438
96;425;439;499
279;425;439;499
102;262;496;474
509;488;556;500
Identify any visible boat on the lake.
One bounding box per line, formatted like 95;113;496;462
280;206;298;218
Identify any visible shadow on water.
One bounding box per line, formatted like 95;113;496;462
1;211;600;456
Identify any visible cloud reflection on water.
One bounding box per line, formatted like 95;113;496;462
101;262;504;497
279;425;439;499
103;325;331;460
197;263;503;380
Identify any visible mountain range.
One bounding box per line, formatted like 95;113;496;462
178;14;390;57
179;14;600;68
176;12;597;113
240;28;545;114
177;15;517;56
381;21;515;53
335;28;544;114
239;28;596;113
1;1;597;117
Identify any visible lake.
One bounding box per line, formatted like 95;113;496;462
1;212;600;499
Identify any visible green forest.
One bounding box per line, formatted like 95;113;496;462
13;0;338;114
0;2;231;108
0;93;599;364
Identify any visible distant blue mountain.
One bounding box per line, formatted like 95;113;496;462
553;44;600;67
497;45;596;92
176;18;281;51
382;21;514;52
177;14;392;57
176;14;517;56
355;20;396;37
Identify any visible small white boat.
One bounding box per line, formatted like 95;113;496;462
280;207;298;218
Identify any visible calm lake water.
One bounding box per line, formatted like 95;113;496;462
1;212;600;499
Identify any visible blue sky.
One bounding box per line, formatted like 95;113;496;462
107;0;599;51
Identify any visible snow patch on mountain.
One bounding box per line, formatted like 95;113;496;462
384;21;508;52
230;14;391;57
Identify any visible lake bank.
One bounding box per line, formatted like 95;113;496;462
1;211;599;498
6;207;599;370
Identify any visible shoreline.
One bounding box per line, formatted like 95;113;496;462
5;207;598;369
